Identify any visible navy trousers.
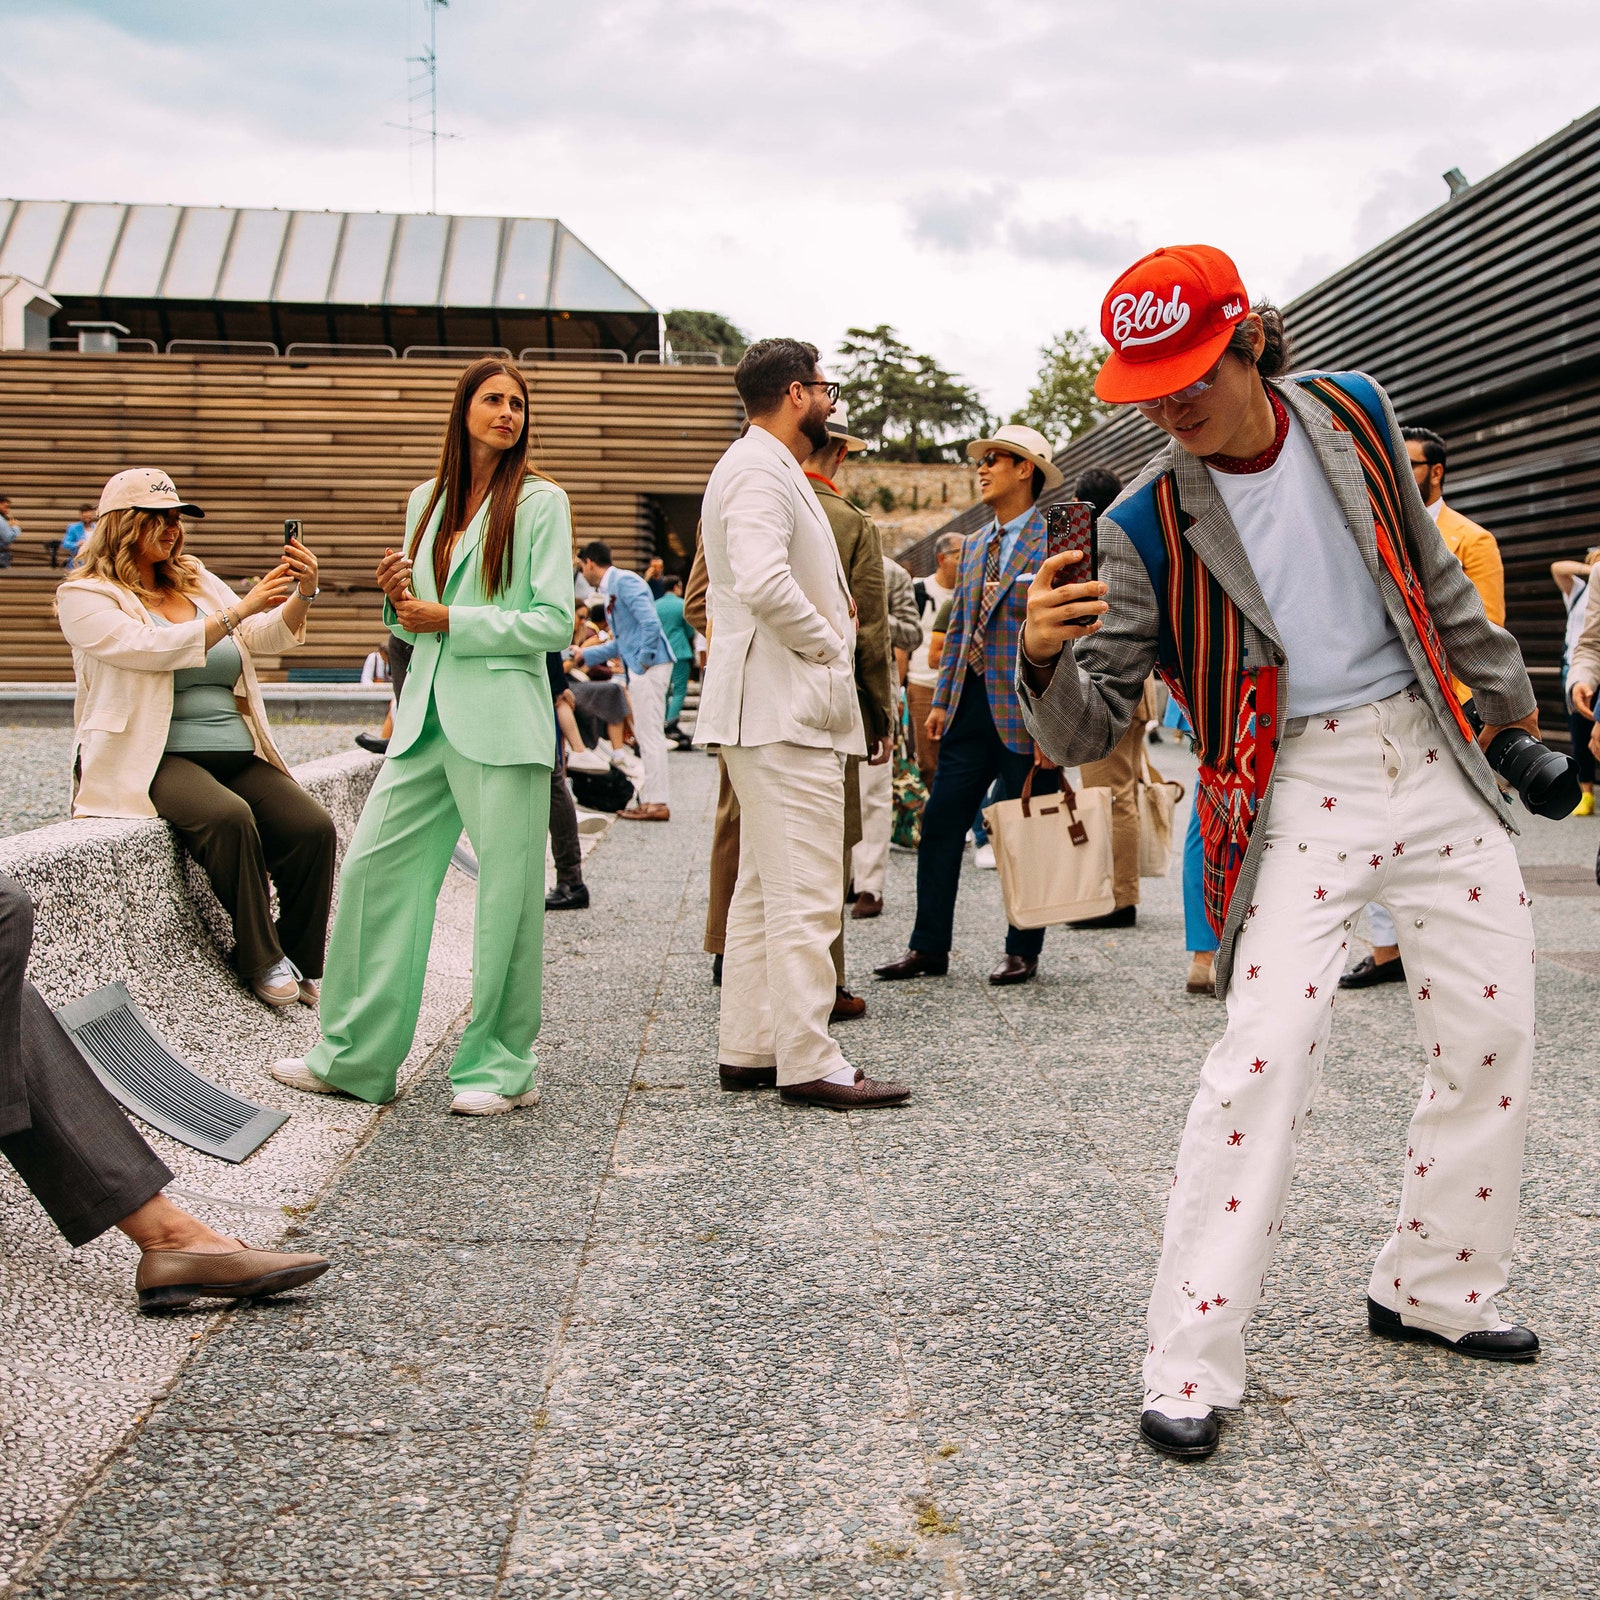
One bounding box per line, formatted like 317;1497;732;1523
911;671;1059;958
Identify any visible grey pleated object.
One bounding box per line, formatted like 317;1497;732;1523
451;837;480;879
55;983;287;1163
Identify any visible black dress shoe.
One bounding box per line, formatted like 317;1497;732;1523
1367;1297;1539;1361
354;732;389;755
1341;954;1406;989
989;954;1038;986
712;953;723;987
544;882;590;911
1067;904;1136;930
719;1063;776;1092
873;949;949;980
1139;1408;1219;1460
780;1069;911;1109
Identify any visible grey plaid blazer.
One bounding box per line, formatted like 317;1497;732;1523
1017;374;1536;996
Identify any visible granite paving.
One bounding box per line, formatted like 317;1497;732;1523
7;737;1600;1599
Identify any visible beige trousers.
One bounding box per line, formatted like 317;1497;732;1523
1079;716;1149;910
718;742;850;1085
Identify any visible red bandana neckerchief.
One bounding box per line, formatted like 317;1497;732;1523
804;471;840;493
1204;387;1290;475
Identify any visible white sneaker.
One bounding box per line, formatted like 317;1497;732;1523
612;748;644;780
974;843;997;871
297;977;320;1008
449;1087;541;1116
253;958;300;1007
270;1057;339;1095
565;746;610;774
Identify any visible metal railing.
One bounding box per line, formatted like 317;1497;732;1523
165;339;281;358
401;344;512;362
47;336;159;353
633;349;723;366
284;341;398;360
517;346;628;364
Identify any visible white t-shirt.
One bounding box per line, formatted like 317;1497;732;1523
1563;575;1589;676
1206;412;1415;720
907;575;954;688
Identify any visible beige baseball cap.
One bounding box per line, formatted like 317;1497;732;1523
96;468;205;520
966;423;1065;491
825;401;868;453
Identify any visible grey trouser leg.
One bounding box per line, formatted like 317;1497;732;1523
0;876;171;1247
548;760;584;888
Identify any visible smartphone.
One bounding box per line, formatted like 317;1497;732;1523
283;517;303;545
1044;501;1096;586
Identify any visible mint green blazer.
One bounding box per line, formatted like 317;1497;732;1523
385;475;576;767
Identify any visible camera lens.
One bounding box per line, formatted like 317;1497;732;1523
1486;729;1583;820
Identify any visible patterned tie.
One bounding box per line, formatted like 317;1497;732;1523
965;526;1002;676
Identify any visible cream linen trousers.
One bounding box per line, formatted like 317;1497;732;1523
1145;686;1535;1411
719;741;850;1086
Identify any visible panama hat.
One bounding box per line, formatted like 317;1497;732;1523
96;468;205;519
966;423;1065;491
825;401;868;453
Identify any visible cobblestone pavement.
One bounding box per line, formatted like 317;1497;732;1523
8;741;1600;1598
0;725;366;838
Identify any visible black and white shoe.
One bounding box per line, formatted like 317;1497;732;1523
1367;1297;1539;1361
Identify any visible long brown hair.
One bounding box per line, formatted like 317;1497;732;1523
67;507;205;600
410;358;541;599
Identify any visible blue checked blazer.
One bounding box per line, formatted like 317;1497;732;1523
932;505;1046;756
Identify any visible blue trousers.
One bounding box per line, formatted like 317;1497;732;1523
911;672;1058;958
1182;801;1220;954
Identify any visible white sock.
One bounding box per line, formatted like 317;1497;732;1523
1145;1392;1211;1420
822;1065;857;1085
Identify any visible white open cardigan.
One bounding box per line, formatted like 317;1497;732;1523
55;569;307;818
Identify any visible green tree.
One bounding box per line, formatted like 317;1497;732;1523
835;325;991;462
1009;327;1110;446
664;310;749;365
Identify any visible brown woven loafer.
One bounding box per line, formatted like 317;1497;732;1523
136;1243;330;1313
780;1069;911;1110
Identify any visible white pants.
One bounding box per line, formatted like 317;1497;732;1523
1145;687;1534;1410
852;746;894;898
627;661;673;806
719;742;850;1086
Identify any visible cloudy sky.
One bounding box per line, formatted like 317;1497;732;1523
5;0;1599;417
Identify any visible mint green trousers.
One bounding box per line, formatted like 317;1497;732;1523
306;700;552;1103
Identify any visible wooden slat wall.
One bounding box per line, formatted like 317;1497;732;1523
0;353;740;680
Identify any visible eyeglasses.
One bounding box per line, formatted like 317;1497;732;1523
1130;356;1228;413
797;380;841;403
978;450;1023;469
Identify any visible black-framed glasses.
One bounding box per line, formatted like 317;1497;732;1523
978;450;1022;469
797;380;841;402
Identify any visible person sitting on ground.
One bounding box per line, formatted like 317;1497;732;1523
55;469;336;1010
0;873;329;1312
60;505;96;567
0;494;20;569
355;636;395;756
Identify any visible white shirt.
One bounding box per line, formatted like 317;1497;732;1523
907;575;954;687
1563;575;1589;676
1207;411;1415;720
1426;497;1444;524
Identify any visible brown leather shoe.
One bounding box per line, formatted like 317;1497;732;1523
780;1069;911;1109
851;893;884;919
829;987;867;1022
719;1063;777;1091
619;802;670;822
989;954;1038;986
873;949;949;980
136;1242;330;1313
1186;952;1216;996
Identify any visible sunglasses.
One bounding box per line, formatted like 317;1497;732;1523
978;450;1024;469
1130;355;1228;413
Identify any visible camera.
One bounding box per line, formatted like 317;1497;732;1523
1463;699;1582;820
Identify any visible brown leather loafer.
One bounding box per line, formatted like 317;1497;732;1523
851;893;884;919
618;802;670;822
873;949;948;980
829;987;867;1022
989;954;1038;986
136;1243;330;1313
780;1069;911;1109
718;1063;777;1092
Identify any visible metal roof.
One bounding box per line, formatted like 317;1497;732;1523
0;200;655;314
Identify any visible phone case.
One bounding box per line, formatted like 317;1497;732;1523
1044;501;1096;585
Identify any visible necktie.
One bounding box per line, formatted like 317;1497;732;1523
965;527;1002;676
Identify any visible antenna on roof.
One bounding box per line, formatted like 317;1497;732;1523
388;0;454;213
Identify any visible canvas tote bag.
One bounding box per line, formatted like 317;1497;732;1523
982;766;1115;929
1137;749;1186;878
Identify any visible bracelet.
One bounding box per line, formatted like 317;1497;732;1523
1018;629;1058;671
298;585;320;603
219;608;237;637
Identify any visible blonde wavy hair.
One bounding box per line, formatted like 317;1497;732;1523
69;507;205;600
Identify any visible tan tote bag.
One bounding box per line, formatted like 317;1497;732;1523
1137;749;1186;878
983;766;1115;929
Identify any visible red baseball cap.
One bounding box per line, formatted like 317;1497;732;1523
1094;245;1251;404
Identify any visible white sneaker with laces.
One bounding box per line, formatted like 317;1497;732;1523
449;1087;541;1116
974;843;997;871
270;1057;339;1095
565;746;611;774
612;749;644;780
253;958;300;1007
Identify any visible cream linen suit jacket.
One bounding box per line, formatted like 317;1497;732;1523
694;424;867;756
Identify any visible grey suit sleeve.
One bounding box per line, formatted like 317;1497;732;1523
883;560;924;654
1370;379;1535;725
1015;514;1160;766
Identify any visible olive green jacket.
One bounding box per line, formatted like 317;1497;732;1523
806;475;893;744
